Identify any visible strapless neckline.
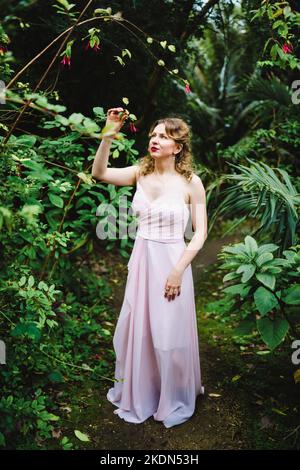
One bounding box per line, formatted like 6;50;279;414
136;181;189;212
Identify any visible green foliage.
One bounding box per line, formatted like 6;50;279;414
0;389;60;444
0;83;140;447
60;436;74;450
1;0;299;450
210;159;300;253
251;1;300;71
206;236;300;351
0;259;115;448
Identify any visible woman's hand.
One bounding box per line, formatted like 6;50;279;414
104;107;129;138
164;268;183;302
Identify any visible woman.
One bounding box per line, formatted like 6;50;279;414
92;107;208;428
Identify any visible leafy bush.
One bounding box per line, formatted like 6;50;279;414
206;235;300;351
0;90;139;448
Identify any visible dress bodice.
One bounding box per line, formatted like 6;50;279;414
130;181;190;242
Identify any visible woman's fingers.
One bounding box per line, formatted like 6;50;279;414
107;108;128;129
108;107;125;116
169;291;176;301
164;286;181;301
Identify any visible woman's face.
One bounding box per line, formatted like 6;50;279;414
148;123;181;159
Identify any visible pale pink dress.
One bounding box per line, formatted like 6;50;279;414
106;180;205;428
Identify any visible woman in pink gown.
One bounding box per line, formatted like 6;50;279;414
93;110;207;428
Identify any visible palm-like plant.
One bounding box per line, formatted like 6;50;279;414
210;158;300;253
181;21;297;161
233;73;293;130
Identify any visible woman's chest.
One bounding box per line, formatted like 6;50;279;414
137;177;190;205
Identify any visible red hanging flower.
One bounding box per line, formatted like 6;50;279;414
0;45;7;55
84;40;100;52
282;43;293;54
185;83;191;94
60;55;71;67
129;122;138;133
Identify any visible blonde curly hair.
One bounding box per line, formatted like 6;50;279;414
136;117;196;182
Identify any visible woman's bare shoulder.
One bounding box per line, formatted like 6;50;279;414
134;164;142;183
189;173;206;199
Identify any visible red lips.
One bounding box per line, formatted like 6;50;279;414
151;147;159;151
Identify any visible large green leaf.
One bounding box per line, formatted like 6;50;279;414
27;324;41;341
48;193;64;208
254;286;278;315
16;134;37;147
222;243;246;256
83;118;100;133
223;283;251;297
256;273;276;290
11;322;41;341
74;430;90;442
69;113;84;125
257;316;289;350
245;235;258;255
223;272;240;282
282;285;300;305
256;252;273;266
236;263;256;282
233;317;256;336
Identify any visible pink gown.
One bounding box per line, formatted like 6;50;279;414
106;180;205;428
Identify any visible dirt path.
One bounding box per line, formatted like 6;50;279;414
59;233;264;450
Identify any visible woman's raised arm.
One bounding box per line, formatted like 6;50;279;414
91;107;138;186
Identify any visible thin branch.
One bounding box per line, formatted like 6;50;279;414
3;0;95;145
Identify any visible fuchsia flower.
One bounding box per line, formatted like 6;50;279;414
129;122;138;133
84;40;100;52
282;43;293;54
185;82;191;94
60;55;71;67
0;45;7;55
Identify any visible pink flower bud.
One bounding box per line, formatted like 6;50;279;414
282;43;293;54
185;83;191;94
130;122;138;133
60;55;71;67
